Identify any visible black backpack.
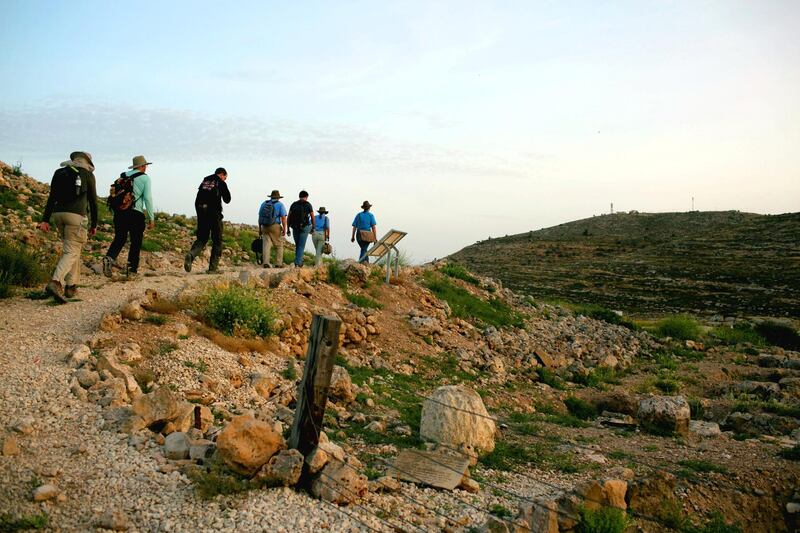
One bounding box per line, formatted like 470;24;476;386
196;176;220;205
51;166;84;202
287;201;311;231
107;171;143;212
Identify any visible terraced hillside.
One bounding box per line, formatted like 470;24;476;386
450;211;800;317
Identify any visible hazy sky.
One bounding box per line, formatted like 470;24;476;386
1;0;798;262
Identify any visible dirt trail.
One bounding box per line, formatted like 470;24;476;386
0;270;379;532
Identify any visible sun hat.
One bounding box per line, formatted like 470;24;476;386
128;155;153;169
317;207;329;214
60;151;94;167
361;201;372;209
270;190;283;199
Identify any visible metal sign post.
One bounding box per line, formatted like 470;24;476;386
366;229;408;284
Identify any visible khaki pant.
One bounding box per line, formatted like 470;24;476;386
312;232;326;266
51;212;87;286
260;224;284;266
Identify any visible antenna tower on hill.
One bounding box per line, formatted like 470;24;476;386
692;197;695;211
610;202;614;215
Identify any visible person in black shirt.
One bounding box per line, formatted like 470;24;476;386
184;167;231;273
287;190;315;267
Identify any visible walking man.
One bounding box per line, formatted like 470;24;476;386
184;167;231;273
37;151;98;303
287;190;315;267
258;190;287;268
103;155;155;278
351;201;377;264
312;206;330;266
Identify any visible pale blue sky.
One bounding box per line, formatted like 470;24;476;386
2;0;798;261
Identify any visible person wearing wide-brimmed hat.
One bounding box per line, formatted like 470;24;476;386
184;167;231;273
351;201;377;264
257;190;288;268
103;155;155;277
312;206;331;266
37;151;99;302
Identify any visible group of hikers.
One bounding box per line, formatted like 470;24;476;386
37;151;379;303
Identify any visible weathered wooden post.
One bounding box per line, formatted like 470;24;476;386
289;314;342;459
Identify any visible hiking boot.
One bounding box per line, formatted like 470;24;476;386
184;253;193;273
45;280;67;304
125;264;138;279
64;285;78;299
102;256;113;278
262;263;273;269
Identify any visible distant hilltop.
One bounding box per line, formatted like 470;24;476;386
450;210;800;317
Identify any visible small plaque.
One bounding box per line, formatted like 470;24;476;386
388;449;470;490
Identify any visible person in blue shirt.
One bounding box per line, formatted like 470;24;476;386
351;201;377;264
312;206;331;266
257;190;288;267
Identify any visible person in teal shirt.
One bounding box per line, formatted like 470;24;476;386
103;155;156;277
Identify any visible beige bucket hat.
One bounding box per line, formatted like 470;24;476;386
128;155;153;169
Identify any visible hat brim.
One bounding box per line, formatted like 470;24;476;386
128;162;153;169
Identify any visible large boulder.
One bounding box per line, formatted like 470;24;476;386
420;385;496;454
637;395;691;436
311;457;368;504
164;432;190;460
216;415;285;476
96;354;141;398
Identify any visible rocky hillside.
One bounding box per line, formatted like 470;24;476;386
450;210;800;317
1;162;799;532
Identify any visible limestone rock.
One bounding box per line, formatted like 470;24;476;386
32;484;59;502
408;316;443;337
65;345;91;368
329;366;356;404
518;499;559;533
173;402;212;433
189;440;215;461
250;373;276;399
113;343;142;364
2;436;20;456
216;414;285;476
318;441;345;462
689;420;721;438
96;354;141;398
121;301;144;321
306;447;329;474
132;388;182;429
164;432;190;460
420;385;496;454
369;476;401;493
256;449;304;486
12;416;35;435
75;368;100;389
638;395;691;436
99;312;122;332
311;458;368;504
97;510;130;531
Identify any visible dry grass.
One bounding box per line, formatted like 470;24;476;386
194;324;277;354
142;298;181;315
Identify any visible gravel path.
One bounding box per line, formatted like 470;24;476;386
0;269;571;532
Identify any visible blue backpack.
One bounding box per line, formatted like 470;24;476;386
259;200;277;226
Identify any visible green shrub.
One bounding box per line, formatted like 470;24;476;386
327;260;348;288
0;512;48;531
577;506;629;533
281;363;298;381
755;321;800;350
346;292;383;309
678;459;727;474
424;272;524;328
11;160;23;176
189;465;253;499
655;315;701;340
0;239;47;297
536;367;565;390
655;377;680;393
573;367;620;388
488;504;513;519
564;397;597;420
144;314;167;326
440;263;479;285
140;239;163;252
201;285;276;337
685;511;744;533
709;324;765;346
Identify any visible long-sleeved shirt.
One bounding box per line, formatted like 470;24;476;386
42;165;99;229
129;170;154;220
194;174;231;214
